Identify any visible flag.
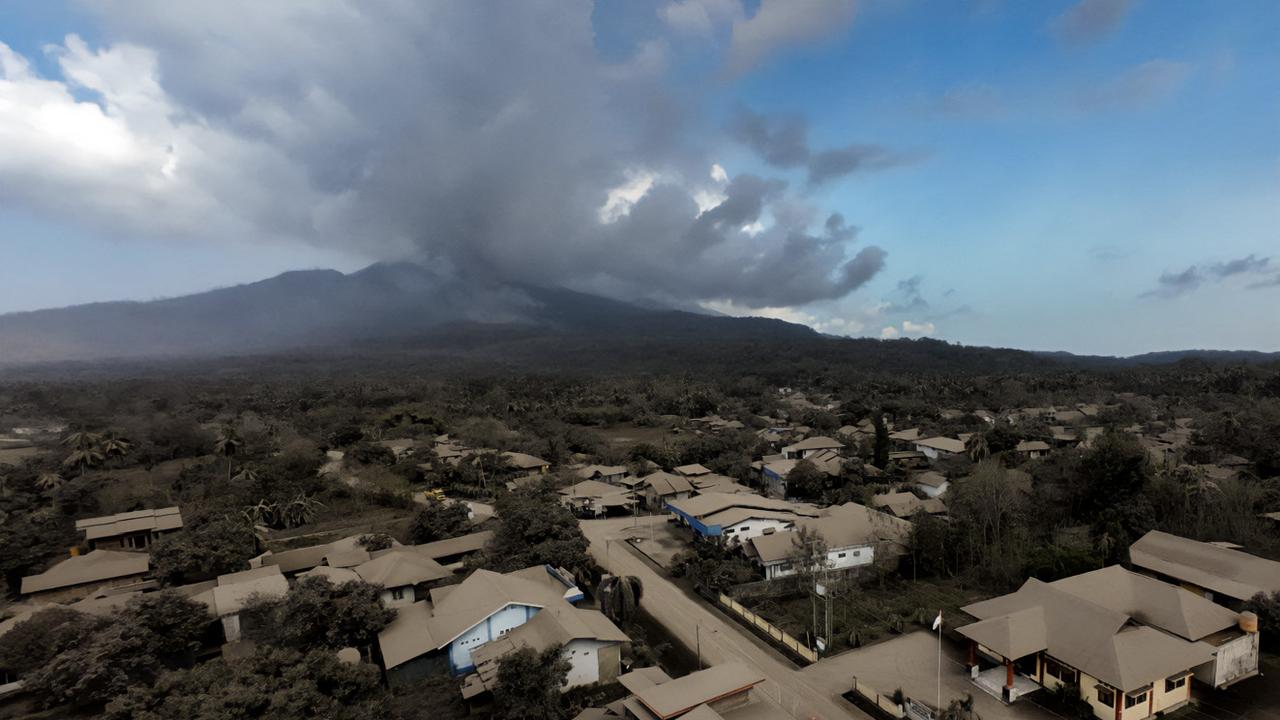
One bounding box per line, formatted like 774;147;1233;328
932;611;943;631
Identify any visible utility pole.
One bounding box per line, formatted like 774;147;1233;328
696;624;702;670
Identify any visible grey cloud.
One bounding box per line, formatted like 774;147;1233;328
9;1;889;309
1142;255;1272;298
1141;266;1202;298
730;106;914;185
885;275;929;313
728;106;810;167
1247;275;1280;290
725;0;857;76
1209;254;1269;278
1052;0;1133;44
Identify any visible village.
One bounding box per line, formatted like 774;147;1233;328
2;379;1278;720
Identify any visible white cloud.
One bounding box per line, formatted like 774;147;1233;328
880;325;900;339
710;163;728;183
903;320;936;335
598;169;658;223
659;0;743;37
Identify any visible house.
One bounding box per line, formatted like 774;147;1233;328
460;604;629;699
559;480;636;517
1015;440;1050;460
75;507;183;551
20;549;151;603
758;449;842;499
378;438;418;460
191;565;290;643
352;549;452;607
502;451;550;474
870;491;947;519
689;473;754;495
410;530;494;570
914;436;965;460
1053;409;1088;426
957;565;1261;718
665;492;820;542
640;471;695;509
889;427;921;445
780;436;843;460
377;565;586;684
888;450;928;469
256;534;404;576
746;502;912;580
576;464;629;485
911;470;950;498
1128;530;1280;610
574;662;777;720
673;463;713;478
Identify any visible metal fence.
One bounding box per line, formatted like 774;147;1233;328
717;593;818;663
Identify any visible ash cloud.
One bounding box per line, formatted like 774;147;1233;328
728;106;916;186
0;1;889;310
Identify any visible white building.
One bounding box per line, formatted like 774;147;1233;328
747;502;913;580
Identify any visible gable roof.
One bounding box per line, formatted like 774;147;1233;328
354;549;452;588
673;463;712;477
76;506;183;541
410;530;494;561
633;663;765;720
748;503;912;564
1129;530;1280;602
642;471;695;496
502;451;549;470
378;566;577;669
958;568;1230;692
912;471;949;489
1051;565;1239;641
198;565;290;618
21;550;150;595
466;606;628;690
889;428;921;442
781;436;844;453
666;492;816;521
576;464;628;479
915;437;965;454
560;480;633;500
1016;440;1050;452
871;491;944;518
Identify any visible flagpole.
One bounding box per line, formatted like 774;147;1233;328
937;611;942;716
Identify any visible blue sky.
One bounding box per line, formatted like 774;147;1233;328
0;0;1277;354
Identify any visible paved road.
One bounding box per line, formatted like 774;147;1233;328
583;516;868;720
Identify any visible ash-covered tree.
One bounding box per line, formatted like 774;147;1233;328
785;459;828;500
492;645;570;720
409;500;472;543
106;647;389;720
245;576;394;651
598;575;643;624
476;490;591;574
151;514;259;585
670;539;756;594
15;591;210;709
0;607;106;682
872;413;891;469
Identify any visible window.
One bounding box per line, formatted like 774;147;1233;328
837;552;847;558
1124;691;1148;709
851;549;862;557
1165;676;1186;693
1096;687;1115;707
391;588;405;601
1044;658;1077;684
723;528;734;534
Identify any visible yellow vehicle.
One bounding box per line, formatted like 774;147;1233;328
420;488;447;503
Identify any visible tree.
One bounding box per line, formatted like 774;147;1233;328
598;575;643;624
0;607;106;679
106;647;388;720
1243;592;1280;652
491;645;570;720
247;576;394;651
784;459;828;500
409;500;472;543
151;515;259;585
872;413;890;469
477;490;592;574
119;591;213;665
36;471;64;491
786;524;831;584
670;540;756;594
214;425;243;485
100;431;133;465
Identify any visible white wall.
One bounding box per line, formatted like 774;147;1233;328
916;481;949;498
764;543;874;579
448;603;538;672
563;639;611;687
721;518;794;542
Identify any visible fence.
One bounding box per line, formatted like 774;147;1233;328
717;593;818;663
848;675;907;719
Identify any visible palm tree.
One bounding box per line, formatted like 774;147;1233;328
37;472;65;491
100;431;133;464
214;425;243;484
63;447;104;478
61;430;103;451
966;433;990;463
598;575;643;624
231;466;260;488
281;493;323;528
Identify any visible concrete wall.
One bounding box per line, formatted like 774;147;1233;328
563;639;612;687
1152;673;1191;714
1211;631;1259;686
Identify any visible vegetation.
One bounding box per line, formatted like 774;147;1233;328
598;574;643;624
243;576;395;651
151;514;260;585
491;645;571;720
408;500;472;543
475;489;592;575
